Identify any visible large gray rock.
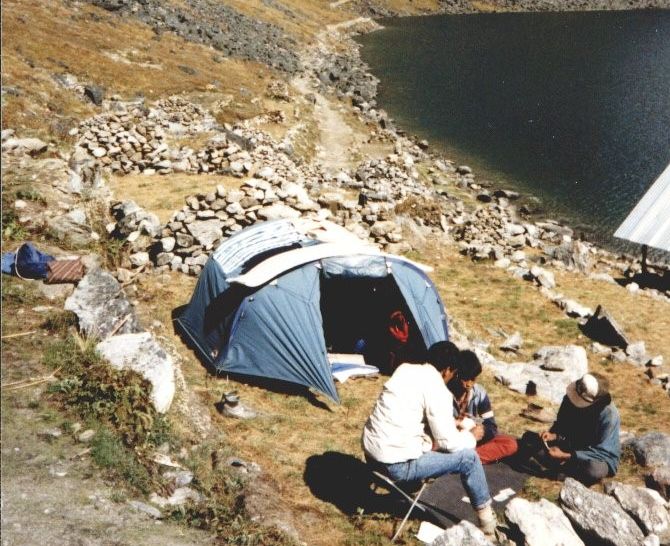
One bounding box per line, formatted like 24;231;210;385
582;305;630;349
505;497;584;546
1;137;48;155
257;203;301;221
529;265;556;289
630;433;670;468
47;212;94;248
186;219;223;247
483;345;587;404
547;240;593;273
605;482;670;539
96;332;175;413
534;345;588;373
559;477;645;546
65;269;140;338
431;520;494;546
647;465;670;500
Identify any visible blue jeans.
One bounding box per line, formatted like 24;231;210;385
381;449;491;509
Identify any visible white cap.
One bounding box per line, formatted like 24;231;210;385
566;373;600;408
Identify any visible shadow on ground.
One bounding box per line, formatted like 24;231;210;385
303;451;410;517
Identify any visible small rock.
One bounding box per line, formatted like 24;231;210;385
500;332;522;352
78;429;96;443
128;500;162;519
626;341;648;366
431;520;493;545
649;355;664;367
83;85;105;106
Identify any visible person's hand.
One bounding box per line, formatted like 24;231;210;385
541;431;557;442
547;446;571;461
472;424;485;441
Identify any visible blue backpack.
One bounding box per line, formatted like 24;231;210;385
1;243;54;279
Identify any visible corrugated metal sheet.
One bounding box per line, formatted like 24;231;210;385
614;163;670;252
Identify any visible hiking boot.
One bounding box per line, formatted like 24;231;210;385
476;504;497;536
217;392;258;419
520;402;556;424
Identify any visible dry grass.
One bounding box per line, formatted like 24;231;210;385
127;239;669;545
2;0;275;138
108;174;244;224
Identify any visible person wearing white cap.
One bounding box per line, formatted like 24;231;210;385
518;373;620;485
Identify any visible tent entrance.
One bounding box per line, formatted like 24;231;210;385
319;275;426;372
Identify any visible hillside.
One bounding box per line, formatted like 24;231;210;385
2;1;669;545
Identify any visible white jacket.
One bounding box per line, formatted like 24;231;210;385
362;363;476;464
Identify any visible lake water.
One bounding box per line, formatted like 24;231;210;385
357;10;670;250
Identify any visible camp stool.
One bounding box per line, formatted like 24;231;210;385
371;470;430;542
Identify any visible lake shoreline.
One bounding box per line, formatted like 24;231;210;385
345;11;670;265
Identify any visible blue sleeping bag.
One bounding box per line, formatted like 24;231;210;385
1;243;54;279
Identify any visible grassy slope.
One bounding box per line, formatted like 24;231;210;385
2;1;669;545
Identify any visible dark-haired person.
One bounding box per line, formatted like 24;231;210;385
448;350;518;464
520;373;620;486
362;341;497;535
361;309;412;374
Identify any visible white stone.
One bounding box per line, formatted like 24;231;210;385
129;252;150;267
626;282;640;293
160;237;176;253
96;332;175;413
505;497;584;546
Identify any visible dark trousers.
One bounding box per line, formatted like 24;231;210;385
516;431;610;486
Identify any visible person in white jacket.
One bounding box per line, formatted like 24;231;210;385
362;341;495;534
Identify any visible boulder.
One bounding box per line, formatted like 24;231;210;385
484;345;587;404
83;85;105;106
257;203;301;221
547;240;592;272
646;465;670;500
96;332;175;413
630;432;670;468
625;341;648;366
529;266;556;289
500;332;523;352
558;298;593;319
65;269;140;338
559;478;645;546
505;497;584;546
582;305;630;349
186;219;223;248
605;482;670;539
430;520;494;546
1;137;48;156
534;345;588;373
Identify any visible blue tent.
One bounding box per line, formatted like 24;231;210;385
176;219;449;403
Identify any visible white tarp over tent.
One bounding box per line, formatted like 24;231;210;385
614;163;670;252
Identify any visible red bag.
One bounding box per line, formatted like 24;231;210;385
46;258;85;284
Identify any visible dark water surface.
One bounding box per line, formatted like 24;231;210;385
357;10;670;249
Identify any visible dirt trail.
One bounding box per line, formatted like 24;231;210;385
292;76;358;175
291;18;374;176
